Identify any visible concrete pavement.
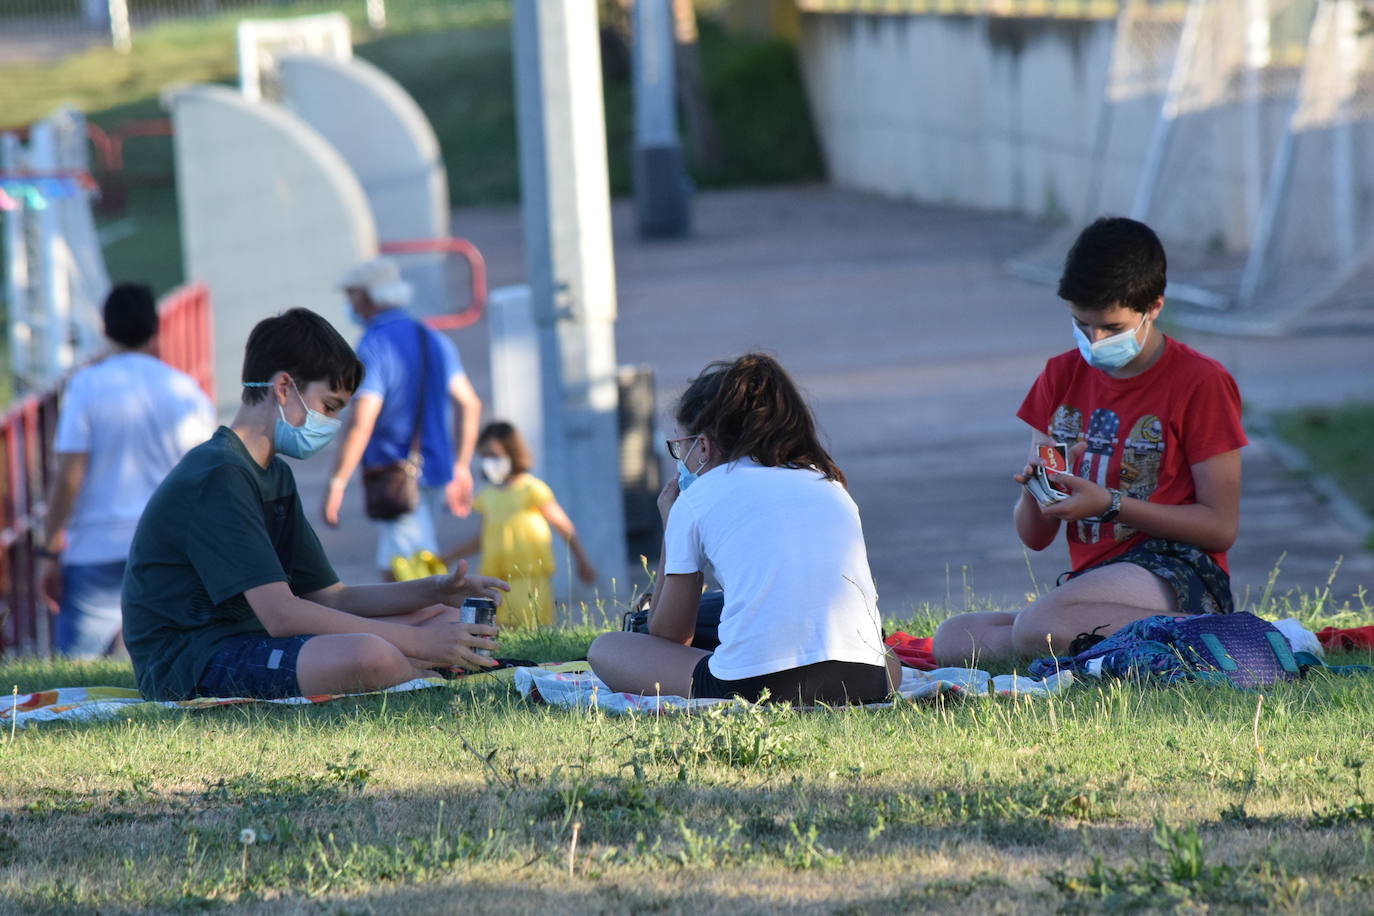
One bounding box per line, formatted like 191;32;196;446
299;186;1374;620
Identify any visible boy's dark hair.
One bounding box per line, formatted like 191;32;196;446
676;352;846;486
1058;217;1167;313
241;308;365;403
477;421;534;476
103;282;159;349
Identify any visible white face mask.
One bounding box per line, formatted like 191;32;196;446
1073;314;1149;371
481;454;512;485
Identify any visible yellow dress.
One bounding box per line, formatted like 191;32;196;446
473;475;557;628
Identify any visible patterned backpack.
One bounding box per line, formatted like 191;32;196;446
1027;612;1318;689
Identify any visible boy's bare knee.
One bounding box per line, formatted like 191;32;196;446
1010;610;1067;657
349;634;412;686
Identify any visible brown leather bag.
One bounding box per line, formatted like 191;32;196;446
361;324;428;521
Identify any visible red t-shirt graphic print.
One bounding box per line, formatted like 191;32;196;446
1017;338;1247;573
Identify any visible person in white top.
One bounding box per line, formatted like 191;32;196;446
589;353;899;704
38;283;215;658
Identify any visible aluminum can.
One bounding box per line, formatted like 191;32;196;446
459;597;497;657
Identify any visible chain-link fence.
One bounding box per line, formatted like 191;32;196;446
1238;0;1374;326
0;0;506;61
1010;0;1374;332
1008;0;1191;290
1131;0;1314;275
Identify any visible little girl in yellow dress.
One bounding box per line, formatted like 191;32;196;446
443;421;595;628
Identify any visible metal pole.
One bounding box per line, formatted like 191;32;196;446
1239;0;1330;305
512;0;628;606
1130;0;1203;221
633;0;691;237
108;0;132;54
1331;0;1357;270
367;0;387;32
2;133;31;395
1242;0;1270;242
27;125;73;389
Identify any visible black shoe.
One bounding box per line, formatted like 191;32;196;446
1066;625;1111;656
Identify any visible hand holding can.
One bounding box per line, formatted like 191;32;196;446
460;597;498;658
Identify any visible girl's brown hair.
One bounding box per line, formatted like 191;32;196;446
477;421;534;476
675;353;845;486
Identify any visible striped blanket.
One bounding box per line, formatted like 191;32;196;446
3;662;1072;728
514;665;1073;714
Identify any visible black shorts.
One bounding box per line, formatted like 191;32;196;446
196;634;312;699
690;655;890;705
1060;537;1235;615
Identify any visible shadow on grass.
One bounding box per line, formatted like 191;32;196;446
4;773;1371;913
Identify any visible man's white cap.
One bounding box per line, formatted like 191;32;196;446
339;256;412;307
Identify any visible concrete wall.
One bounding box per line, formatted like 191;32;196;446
277;54;451;318
800;14;1117;221
171;85;376;408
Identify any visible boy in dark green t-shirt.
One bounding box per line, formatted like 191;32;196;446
122;309;507;700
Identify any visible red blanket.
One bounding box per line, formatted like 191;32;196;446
1317;625;1374;652
885;631;937;671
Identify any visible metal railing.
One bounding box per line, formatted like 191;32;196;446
0;282;213;657
379;237;488;331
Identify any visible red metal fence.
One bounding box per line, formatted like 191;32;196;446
0;282;213;657
379;237;488;331
157;282;214;399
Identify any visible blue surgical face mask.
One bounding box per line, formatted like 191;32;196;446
1073;315;1149;371
244;379;342;460
343;295;367;329
676;436;704;491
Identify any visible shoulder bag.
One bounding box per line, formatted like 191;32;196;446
361;323;428;520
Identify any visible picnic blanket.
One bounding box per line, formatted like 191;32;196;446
884;631;937;671
1317;624;1374;652
3;661;1071;728
0;661;572;730
514;664;1074;714
0;678;443;729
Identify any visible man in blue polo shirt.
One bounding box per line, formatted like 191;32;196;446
323;257;482;579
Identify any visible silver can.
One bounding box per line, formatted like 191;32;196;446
459;597;497;657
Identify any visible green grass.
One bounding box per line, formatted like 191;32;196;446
4;589;1374;912
1271;402;1374;550
0;11;821;299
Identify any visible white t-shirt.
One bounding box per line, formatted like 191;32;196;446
53;353;214;564
664;459;887;680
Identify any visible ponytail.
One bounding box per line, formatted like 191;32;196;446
675;353;846;486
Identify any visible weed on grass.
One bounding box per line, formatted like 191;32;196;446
1310;758;1374;828
1047;821;1272;911
2;584;1374;911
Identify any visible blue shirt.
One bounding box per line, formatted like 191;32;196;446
355;309;465;488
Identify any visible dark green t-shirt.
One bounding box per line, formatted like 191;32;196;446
122;427;338;699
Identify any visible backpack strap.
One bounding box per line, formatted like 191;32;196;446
1263;631;1301;675
408;323;429;466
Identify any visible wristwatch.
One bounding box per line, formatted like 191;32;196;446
1098;488;1123;524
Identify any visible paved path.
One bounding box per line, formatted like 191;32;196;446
301;187;1374;619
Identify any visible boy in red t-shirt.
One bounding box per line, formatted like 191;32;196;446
933;218;1247;666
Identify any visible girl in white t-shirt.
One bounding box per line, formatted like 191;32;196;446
589;353;898;704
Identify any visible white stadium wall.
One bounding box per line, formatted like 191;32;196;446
277;53;451;319
170;84;377;408
799;14;1119;223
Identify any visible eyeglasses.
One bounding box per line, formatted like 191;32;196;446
665;436;699;461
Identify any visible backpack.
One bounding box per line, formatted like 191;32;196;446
1027;612;1320;689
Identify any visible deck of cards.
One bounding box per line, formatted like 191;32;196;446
1025;442;1071;507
